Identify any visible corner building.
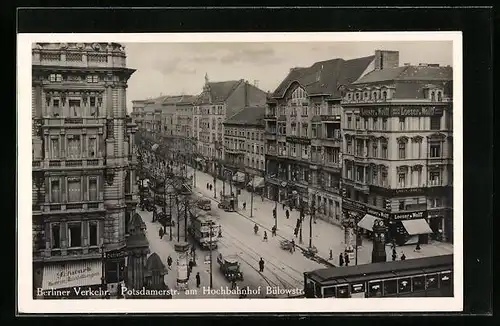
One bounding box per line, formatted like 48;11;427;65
31;42;138;297
264;54;375;225
341;57;453;244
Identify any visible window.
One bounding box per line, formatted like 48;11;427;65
68;223;82;248
364;118;368;130
425;274;439;290
399;117;405;130
89;222;98;246
88;137;97;158
68;178;82;202
373;117;378;130
382;91;387;100
89;97;97;116
382;118;388;130
399;200;405;210
430;116;441;130
416;141;422;158
323;286;336;298
49;74;62;82
89;178;98;201
398;142;406;159
312;125;318;138
398;277;412;294
68;99;80;117
383;279;398;296
347;115;352;129
417;169;422;186
290;144;296;157
67;135;81;158
51;138;60;158
412;276;426;292
429;171;441;186
50;180;60;203
381;142;388;159
381;171;388;186
398;173;406;188
430;142;441;158
368;281;383;297
372;141;378;158
355;117;360;129
336;285;349;298
346;139;352;154
356;166;363;182
430;91;435;101
51;224;60;249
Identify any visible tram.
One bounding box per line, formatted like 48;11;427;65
304;254;453;298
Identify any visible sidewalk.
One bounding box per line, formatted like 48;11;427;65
140;209;237;298
187;166;454;266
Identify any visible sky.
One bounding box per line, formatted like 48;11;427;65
124;41;453;112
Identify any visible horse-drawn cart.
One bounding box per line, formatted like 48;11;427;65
280;240;293;251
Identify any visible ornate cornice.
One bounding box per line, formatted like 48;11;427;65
397;136;409;143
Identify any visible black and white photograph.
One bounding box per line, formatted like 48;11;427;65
17;32;463;313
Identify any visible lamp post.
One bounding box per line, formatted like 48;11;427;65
250;175;255;218
209;222;214;289
309;198;316;249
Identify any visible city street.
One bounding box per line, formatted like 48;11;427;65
187;166;454;265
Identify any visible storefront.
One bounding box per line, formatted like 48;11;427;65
36;259;104;299
105;249;127;297
428;208;453;243
391;211;432;246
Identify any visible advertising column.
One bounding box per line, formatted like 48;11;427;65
174;242;190;290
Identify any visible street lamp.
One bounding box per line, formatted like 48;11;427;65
274;181;288;230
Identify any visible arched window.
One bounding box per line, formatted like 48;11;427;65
437;91;443;102
373;91;378;100
356;93;360;100
430;91;435;101
382;91;387;100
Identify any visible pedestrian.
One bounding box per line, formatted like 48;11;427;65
339;253;344;266
259;258;265;273
263;231;268;242
401;252;406;260
261;194;264;202
293;227;298;237
391;240;396;251
159;228;164;239
195;272;201;287
271;225;277;237
392;250;397;261
282;203;286;210
329;249;333;260
273;209;276;219
231;278;237;290
415;242;421;252
344;252;350;266
167;255;173;269
243;202;246;210
210;184;213;191
206;183;209;190
285;209;290;219
291;239;295;252
296;218;301;229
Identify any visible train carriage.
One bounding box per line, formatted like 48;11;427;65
304;254;453;298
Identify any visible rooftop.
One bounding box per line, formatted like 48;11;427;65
224;106;266;126
353;65;453;84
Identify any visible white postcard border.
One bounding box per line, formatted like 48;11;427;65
17;32;463;313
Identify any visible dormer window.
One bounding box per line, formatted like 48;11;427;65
347;93;352;101
355;93;360;101
430;91;435;101
437;91;443;102
373;91;378;100
49;74;62;82
382;91;387;101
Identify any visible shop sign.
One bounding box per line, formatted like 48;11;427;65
393;187;426;196
359;107;391;117
391;210;427;220
106;249;127;260
43;261;102;289
360;106;443;118
366;207;391;219
427;208;448;218
342;198;366;213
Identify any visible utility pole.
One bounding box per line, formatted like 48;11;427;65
250;176;254;217
176;195;180;242
184;197;188;242
309;201;315;249
209;223;213;289
213;175;217;198
169;194;172;241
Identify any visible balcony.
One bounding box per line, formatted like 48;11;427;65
264;130;277;140
343;178;370;193
33;158;105;171
41;201;105;214
264;114;277;120
324;160;341;170
225;148;245;155
42;117;105;127
320;137;341;147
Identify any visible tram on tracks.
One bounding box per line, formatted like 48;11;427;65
304;254;453;298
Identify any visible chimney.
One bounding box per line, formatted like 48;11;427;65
374;50;400;70
244;80;249;107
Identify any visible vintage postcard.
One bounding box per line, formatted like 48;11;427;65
17;32;463;313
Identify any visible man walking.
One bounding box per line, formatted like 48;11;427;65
259;258;265;273
167;255;173;269
339;253;344;266
344;252;350;266
159;228;164;239
196;272;201;288
285;209;290;219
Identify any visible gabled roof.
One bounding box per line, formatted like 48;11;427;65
272;55;375;99
195;80;242;104
353;65;452;84
224;106;266;126
146;253;166;271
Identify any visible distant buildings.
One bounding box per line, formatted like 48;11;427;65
192;74;268;176
31;42;140;298
223;106;267;190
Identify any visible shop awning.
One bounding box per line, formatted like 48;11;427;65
247;176;265;188
232;171;246;183
401;219;433;235
42;260;102;290
151;143;159;151
357;214;383;232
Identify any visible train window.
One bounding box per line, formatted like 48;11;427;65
440;272;452;290
426;274;439;290
383;279;398;296
412;276;426;292
336;285;350;298
323;286;336;298
398;277;412;294
368;281;382;297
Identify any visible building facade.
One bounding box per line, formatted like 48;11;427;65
340;58;453;244
192;74;267;176
264;54;375;225
131;100;147;129
31;42;139;298
223;106;266;187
